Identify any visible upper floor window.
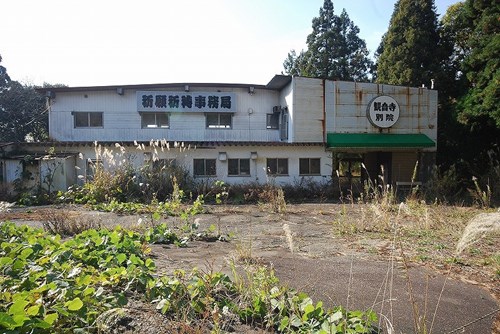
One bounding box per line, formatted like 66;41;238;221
299;158;321;175
266;158;288;176
74;112;103;128
206;113;232;129
266;113;279;129
193;159;216;177
228;158;250;176
141;113;169;128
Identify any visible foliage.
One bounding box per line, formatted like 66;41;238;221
90;195;205;219
0;222;378;333
454;0;500;128
283;0;373;81
375;0;443;87
0;55;48;142
56;142;194;205
41;209;102;236
0;222;155;332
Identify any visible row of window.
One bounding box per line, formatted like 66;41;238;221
74;112;281;129
86;157;320;178
194;158;321;177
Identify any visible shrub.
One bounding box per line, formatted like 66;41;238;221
40;209;102;236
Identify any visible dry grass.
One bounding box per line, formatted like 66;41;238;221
40;208;102;236
456;211;500;254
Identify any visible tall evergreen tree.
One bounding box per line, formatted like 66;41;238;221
456;0;500;127
376;0;442;87
283;0;372;81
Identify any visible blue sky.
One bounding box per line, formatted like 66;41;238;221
1;0;459;87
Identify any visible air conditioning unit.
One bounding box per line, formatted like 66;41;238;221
272;106;281;113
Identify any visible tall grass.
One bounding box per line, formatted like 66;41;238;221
456;211;500;254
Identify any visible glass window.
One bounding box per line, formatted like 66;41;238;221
206;113;232;128
299;158;321;175
141;113;169;128
89;113;103;127
74;112;103;128
266;158;288;175
266;113;279;129
228;159;250;176
338;160;362;178
193;159;216;176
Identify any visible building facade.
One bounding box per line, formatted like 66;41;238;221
0;75;437;195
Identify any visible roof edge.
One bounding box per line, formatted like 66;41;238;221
36;82;269;93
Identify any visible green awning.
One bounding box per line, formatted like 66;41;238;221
327;133;435;148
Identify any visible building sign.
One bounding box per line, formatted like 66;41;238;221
367;95;400;128
137;91;236;113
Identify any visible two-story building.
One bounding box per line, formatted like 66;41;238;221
0;75;437;195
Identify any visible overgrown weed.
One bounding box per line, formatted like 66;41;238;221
41;208;101;236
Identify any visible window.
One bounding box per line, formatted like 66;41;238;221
206;113;232;128
299;158;321;175
152;159;175;170
144;153;175;171
193;159;216;176
86;159;103;180
266;158;288;175
266;113;279;129
338;159;362;178
74;112;103;128
280;111;288;140
228;159;250;176
141;113;169;128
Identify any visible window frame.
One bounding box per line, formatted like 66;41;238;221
206;113;232;129
299;158;321;176
193;158;217;177
141;112;170;129
74;112;103;128
266;113;280;129
228;158;250;176
266;158;289;176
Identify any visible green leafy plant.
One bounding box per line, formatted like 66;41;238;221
0;222;378;333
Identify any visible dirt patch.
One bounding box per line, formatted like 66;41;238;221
2;203;499;333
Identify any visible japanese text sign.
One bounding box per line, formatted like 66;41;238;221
367;95;400;128
137;91;236;112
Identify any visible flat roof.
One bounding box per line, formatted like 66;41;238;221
35;75;293;93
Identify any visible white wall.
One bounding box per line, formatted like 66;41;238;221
292;77;324;143
48;86;282;142
325;81;438;150
69;143;332;188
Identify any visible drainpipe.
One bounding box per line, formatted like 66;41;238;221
322;79;326;145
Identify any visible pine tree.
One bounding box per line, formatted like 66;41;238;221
283;0;372;81
376;0;442;87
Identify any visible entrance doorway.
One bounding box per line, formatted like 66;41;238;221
334;153;365;197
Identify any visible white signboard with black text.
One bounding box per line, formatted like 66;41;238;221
137;91;236;112
366;95;400;128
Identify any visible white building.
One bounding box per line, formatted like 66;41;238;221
0;75;437;195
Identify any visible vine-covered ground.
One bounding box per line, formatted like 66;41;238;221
1;203;499;333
